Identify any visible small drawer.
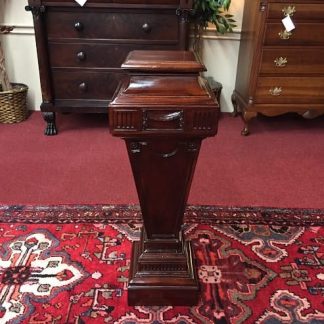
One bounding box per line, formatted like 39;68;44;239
254;77;324;104
48;43;178;68
267;3;324;20
52;70;123;100
263;23;324;46
260;48;324;74
46;10;178;42
109;108;218;135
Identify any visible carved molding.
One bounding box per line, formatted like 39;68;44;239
155;148;179;159
176;8;193;23
25;2;46;17
129;142;148;154
140;263;187;272
185;140;200;153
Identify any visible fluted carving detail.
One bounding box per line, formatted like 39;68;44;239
112;110;137;130
193;111;216;130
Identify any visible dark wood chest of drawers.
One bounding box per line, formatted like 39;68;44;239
232;0;324;135
26;0;191;135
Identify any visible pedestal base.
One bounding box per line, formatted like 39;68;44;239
128;236;199;306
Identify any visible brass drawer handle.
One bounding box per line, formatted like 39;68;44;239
142;23;152;33
79;82;87;92
282;6;296;17
269;87;282;96
279;30;292;40
77;51;86;61
74;22;84;32
274;57;288;67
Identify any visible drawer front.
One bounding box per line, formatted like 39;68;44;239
52;71;123;100
264;23;324;46
48;43;178;68
254;77;324;104
267;3;324;20
260;48;324;74
46;11;179;42
109;108;218;136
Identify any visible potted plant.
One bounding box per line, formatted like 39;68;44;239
191;0;236;51
191;0;236;106
0;26;28;123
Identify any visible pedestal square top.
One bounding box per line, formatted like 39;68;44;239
121;50;206;73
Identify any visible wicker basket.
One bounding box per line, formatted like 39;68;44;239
0;83;28;123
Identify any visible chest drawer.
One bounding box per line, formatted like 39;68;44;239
260;48;324;74
264;23;324;46
254;77;324;104
52;70;123;100
267;3;324;20
48;42;177;68
46;10;178;42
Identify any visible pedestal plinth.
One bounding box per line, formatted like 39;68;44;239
109;51;219;305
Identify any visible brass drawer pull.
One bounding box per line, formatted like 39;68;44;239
269;87;282;96
274;57;288;67
77;51;86;61
142;23;152;33
279;30;292;40
79;82;87;92
74;22;84;31
282;6;296;17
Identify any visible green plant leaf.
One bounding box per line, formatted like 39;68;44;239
191;0;235;34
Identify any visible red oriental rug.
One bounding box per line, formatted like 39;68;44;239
0;205;323;323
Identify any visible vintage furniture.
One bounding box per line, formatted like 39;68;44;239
109;50;219;305
26;0;192;135
232;0;324;135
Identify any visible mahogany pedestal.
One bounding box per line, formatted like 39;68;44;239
109;51;219;306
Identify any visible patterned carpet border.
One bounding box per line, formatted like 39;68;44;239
0;204;323;226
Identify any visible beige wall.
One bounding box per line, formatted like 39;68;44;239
0;0;42;110
0;0;244;112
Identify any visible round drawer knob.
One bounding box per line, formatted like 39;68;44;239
142;23;152;33
77;51;86;61
79;82;87;92
74;22;84;31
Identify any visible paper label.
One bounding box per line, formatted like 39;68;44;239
74;0;87;6
282;15;295;32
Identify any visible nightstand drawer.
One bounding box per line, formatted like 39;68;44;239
260;48;324;74
267;3;324;20
264;23;324;46
52;70;123;100
46;10;178;42
254;77;324;104
48;42;177;68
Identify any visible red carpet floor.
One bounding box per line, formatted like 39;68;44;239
0;111;324;208
0;208;323;323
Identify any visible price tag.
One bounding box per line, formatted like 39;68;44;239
74;0;87;6
282;15;295;32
